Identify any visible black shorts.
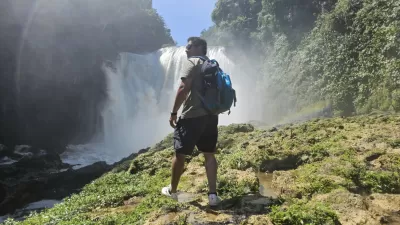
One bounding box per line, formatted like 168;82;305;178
173;115;218;155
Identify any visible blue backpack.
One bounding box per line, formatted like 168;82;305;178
190;56;237;115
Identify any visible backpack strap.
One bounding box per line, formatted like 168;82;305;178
189;56;220;67
233;89;237;107
188;56;208;61
188;56;217;76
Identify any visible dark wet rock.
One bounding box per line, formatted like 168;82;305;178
15;151;65;170
365;152;384;162
42;161;112;199
0;144;7;154
0;143;120;216
1;145;63;168
0;142;157;216
0;144;18;160
0;161;111;216
217;138;235;150
241;142;250;149
380;211;400;224
260;155;302;172
269;127;278;132
0;184;6;203
0;141;158;216
0;146;68;183
239;195;275;214
222;124;255;134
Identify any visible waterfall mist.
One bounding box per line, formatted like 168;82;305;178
61;46;266;167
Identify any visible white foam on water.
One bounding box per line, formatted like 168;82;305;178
0;199;60;223
0;156;18;165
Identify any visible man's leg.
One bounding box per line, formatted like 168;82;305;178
162;117;199;198
162;152;188;198
203;152;218;194
170;153;186;193
196;115;220;206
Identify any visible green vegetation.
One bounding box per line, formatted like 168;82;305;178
269;199;340;225
2;1;400;222
4;113;400;224
202;0;400;119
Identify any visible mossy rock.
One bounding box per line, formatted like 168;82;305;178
219;123;255;134
4;114;400;224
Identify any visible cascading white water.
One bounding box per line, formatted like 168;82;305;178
61;46;264;167
100;46;241;151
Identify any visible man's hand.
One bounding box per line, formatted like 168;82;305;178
169;114;177;128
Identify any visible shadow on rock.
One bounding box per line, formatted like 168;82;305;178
189;194;283;216
172;194;284;225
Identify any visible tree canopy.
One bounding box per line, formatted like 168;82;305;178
203;0;400;119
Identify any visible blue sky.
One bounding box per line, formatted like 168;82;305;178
153;0;216;46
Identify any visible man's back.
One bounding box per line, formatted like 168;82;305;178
164;37;221;207
179;56;210;119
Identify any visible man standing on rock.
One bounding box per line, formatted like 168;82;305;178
161;37;221;206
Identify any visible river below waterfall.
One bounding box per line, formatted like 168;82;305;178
0;200;60;223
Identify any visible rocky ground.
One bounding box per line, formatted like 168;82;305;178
2;113;400;225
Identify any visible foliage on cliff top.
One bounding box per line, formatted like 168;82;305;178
202;0;400;121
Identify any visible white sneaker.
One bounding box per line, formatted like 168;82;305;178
208;193;221;206
161;184;178;200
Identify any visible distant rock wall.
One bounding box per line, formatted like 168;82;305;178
0;0;175;151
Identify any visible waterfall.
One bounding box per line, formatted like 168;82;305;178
61;46;264;167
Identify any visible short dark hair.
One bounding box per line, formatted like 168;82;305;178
187;37;207;55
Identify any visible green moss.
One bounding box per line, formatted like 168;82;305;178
376;154;400;172
112;159;134;173
217;171;259;199
269;199;340;225
299;144;330;163
388;139;400;148
93;194;186;225
5;114;400;224
219;150;254;170
219;123;255;134
363;149;386;161
287;160;355;197
360;171;400;194
128;149;174;174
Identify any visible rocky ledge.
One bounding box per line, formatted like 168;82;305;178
2;113;400;225
0;145;150;218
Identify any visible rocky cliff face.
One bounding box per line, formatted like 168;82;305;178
0;0;174;151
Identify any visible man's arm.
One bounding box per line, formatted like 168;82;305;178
171;59;195;113
171;77;193;113
169;59;195;128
